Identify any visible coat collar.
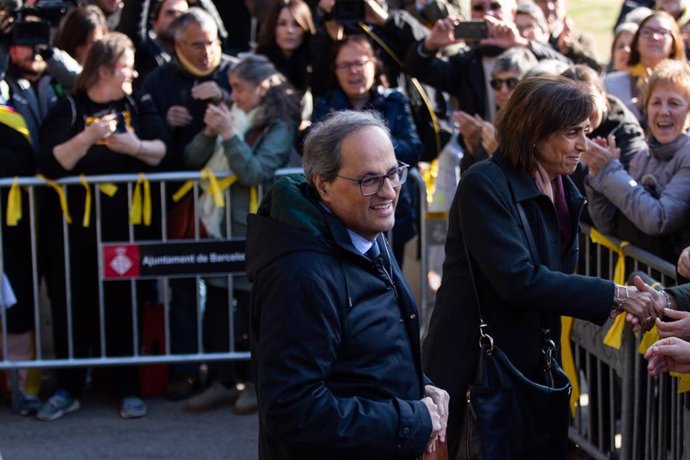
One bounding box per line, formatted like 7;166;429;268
491;150;585;208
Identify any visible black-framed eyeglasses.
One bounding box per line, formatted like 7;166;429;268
336;162;409;196
490;77;519;91
472;1;502;13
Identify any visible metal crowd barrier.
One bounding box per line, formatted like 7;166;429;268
0;168;430;395
570;223;689;460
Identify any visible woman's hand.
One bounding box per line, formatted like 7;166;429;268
166;105;193;128
85;113;117;144
644;337;690;376
480;121;498;157
203;103;234;141
104;127;141;157
582;134;619;177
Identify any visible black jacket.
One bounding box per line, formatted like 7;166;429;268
423;152;614;459
246;176;431;460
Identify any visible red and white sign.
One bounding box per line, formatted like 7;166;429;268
103;244;141;278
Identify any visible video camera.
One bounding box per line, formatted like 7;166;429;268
0;0;71;46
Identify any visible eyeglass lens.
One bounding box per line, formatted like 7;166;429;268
360;166;408;195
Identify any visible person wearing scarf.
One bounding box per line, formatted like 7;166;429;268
422;76;658;459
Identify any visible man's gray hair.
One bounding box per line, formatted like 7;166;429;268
303;111;391;186
172;7;218;41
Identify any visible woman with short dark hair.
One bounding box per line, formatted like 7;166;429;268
423;76;657;459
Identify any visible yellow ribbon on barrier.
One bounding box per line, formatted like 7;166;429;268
218;174;237;190
98;183;118;197
37;174;72;224
6;177;21;226
249;187;258;214
200;168;224;207
423;160;439;205
79;175;91;227
173;180;194;202
589;228;630;349
561;316;579;416
669;372;690;393
638;326;659;355
130;173;151;226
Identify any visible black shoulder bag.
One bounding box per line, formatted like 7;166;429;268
463;201;573;460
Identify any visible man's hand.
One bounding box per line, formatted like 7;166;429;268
421;396;442;453
191;81;224;102
678;246;690;279
424;385;449;444
644;337;690;376
481;15;528;49
424;18;461;53
166;105;193;128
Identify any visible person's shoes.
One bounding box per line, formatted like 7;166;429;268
120;397;147;419
166;375;198;401
36;389;80;421
233;382;257;415
186;381;240;412
18;393;43;416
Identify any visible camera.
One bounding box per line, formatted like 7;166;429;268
333;0;365;23
1;0;71;46
454;21;489;41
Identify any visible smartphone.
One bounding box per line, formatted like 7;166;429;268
454;21;489;40
333;0;365;22
115;112;128;133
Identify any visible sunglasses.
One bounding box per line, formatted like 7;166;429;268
490;77;519;90
472;1;502;12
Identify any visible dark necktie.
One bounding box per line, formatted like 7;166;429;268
365;240;381;263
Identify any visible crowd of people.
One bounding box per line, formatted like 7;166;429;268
1;0;690;458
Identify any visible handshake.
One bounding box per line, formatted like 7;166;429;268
613;275;672;333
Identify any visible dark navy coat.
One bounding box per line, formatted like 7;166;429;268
423;152;615;459
247;177;431;460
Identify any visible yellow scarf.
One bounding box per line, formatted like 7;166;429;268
175;44;222;78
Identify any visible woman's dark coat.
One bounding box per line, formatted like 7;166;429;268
422;152;615;459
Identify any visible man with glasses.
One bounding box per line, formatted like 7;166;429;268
141;7;237;402
247;110;448;460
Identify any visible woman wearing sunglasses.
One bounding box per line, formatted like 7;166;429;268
455;47;536;172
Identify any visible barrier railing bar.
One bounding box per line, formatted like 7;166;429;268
29;185;42;361
63;183;74;360
97;184;107;358
0;352;252;369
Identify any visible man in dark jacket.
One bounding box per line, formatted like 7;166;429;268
246;110;447;460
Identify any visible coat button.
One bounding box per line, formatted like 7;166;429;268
402;427;410;436
409;313;416;320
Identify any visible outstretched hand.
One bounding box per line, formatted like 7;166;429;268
644;337;690;376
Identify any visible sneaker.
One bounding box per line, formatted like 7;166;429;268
233;382;257;415
36;390;80;421
120;397;147;419
186;381;240;412
18;393;43;416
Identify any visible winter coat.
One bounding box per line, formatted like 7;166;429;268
423;152;614;459
585;133;690;261
246;175;432;460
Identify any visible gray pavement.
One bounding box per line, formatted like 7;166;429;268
0;393;259;459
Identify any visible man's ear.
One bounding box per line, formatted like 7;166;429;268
313;176;331;201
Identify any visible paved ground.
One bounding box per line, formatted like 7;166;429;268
0;392;259;459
